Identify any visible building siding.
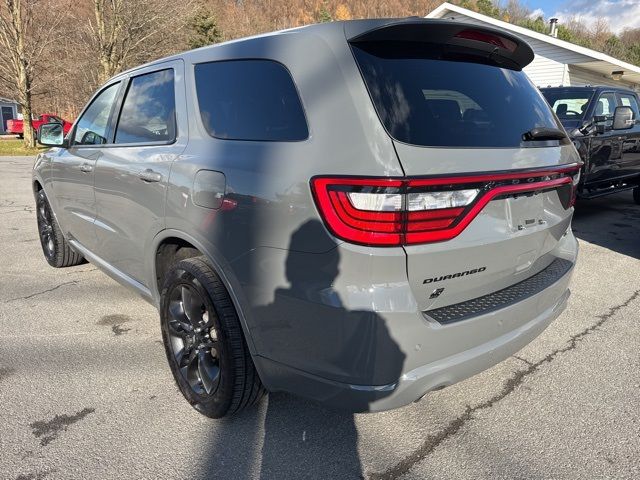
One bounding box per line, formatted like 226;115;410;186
568;66;638;90
0;101;18;134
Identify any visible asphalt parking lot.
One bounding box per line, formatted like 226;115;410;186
1;155;639;480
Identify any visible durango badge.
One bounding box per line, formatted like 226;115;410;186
423;267;487;284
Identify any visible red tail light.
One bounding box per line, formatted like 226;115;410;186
311;165;580;247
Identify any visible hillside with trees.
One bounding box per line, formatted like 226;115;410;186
0;0;638;146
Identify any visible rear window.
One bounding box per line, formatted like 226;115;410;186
194;60;308;141
352;42;560;148
542;89;594;120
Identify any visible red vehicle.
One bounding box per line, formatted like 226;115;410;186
6;113;73;139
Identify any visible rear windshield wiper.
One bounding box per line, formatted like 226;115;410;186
522;127;567;141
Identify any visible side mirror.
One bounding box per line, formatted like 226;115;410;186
612;106;634;130
80;130;106;145
592;115;611;134
38;123;66;147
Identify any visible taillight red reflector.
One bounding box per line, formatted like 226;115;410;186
311;165;580;247
454;29;517;52
407;207;464;221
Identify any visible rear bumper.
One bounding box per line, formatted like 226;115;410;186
254;255;574;412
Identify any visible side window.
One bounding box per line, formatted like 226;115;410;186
618;93;639;119
595;92;617;117
194;60;308;141
73;82;120;146
115;69;176;144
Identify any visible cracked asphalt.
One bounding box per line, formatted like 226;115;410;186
1;156;639;480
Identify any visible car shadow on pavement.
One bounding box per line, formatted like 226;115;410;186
572;192;640;260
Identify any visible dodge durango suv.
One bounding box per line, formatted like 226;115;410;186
33;19;580;418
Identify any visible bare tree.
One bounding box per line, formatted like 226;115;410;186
0;0;64;147
88;0;193;85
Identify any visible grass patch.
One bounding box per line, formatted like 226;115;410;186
0;138;48;156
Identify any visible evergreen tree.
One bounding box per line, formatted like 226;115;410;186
188;9;223;49
318;4;332;23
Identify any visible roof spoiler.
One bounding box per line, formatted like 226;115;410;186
345;19;534;70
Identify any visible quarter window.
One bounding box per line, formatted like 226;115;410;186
194;60;308;141
115;69;176;144
73;82;120;146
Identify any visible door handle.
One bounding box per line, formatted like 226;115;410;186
79;163;93;173
138;168;162;183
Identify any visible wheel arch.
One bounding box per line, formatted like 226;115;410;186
149;229;259;356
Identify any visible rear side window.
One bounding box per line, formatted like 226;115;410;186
352;42;561;148
115;69;176;144
194;60;308;141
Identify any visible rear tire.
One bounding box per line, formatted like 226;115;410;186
633;186;640;205
160;256;265;418
36;189;85;268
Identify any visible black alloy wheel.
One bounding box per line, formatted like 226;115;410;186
35;189;84;267
36;190;56;263
166;282;221;395
160;257;265;418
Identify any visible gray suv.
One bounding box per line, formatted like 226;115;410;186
33;18;580;418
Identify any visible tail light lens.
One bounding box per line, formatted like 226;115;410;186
311;165;580;247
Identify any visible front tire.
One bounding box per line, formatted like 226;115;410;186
160;257;265;418
36;189;85;268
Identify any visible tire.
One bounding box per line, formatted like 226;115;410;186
633;186;640;205
160;256;265;418
36;189;85;268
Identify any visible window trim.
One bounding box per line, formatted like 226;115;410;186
69;81;124;149
193;58;310;143
111;67;178;147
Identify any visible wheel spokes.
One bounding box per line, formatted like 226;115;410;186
181;286;204;325
198;349;219;394
179;345;198;369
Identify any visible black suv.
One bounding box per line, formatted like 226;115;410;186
542;86;640;203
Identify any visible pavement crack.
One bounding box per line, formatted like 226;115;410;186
368;289;640;480
29;408;95;447
5;281;78;303
512;355;534;366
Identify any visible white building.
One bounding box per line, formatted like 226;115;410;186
427;2;640;91
0;97;19;134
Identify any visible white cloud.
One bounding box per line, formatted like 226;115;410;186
529;8;545;18
553;0;640;33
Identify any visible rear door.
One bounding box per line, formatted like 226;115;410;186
93;61;186;286
350;27;581;310
50;81;122;251
616;91;640;176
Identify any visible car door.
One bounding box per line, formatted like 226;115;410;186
49;81;122;251
93;60;187;287
616;91;640;177
585;91;622;185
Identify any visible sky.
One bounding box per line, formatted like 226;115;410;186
520;0;640;33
